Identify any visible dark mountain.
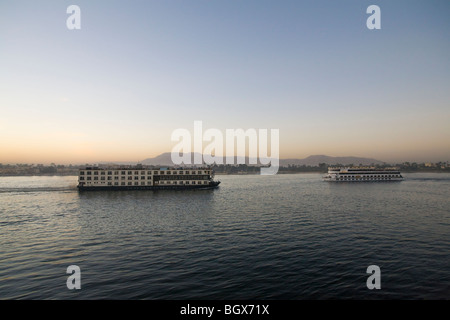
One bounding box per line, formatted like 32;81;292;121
141;152;204;166
279;155;384;166
140;153;384;166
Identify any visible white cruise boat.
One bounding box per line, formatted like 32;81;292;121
323;167;404;182
77;166;220;191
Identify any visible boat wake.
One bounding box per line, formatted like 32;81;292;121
0;186;78;193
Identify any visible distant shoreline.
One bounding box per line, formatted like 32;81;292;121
1;171;450;177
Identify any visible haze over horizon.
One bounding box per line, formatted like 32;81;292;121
1;1;449;165
1;152;445;166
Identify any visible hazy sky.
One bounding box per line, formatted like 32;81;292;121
1;0;449;164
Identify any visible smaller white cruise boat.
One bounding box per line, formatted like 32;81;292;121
323;166;404;182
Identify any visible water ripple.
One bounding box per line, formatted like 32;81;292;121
0;174;449;299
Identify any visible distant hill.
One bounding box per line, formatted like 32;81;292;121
141;152;203;166
140;153;384;167
279;155;384;166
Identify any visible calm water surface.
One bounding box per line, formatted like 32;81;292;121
0;173;449;299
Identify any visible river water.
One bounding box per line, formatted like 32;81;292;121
0;173;449;299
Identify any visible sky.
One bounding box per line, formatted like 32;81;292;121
1;0;449;164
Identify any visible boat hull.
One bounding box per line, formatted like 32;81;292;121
77;181;220;191
323;178;403;182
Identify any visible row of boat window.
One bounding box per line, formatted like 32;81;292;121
80;170;209;175
338;175;401;179
340;175;401;177
80;176;150;181
340;172;400;174
83;181;209;186
80;175;208;181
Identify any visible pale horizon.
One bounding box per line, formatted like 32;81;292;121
1;150;448;166
1;1;449;166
